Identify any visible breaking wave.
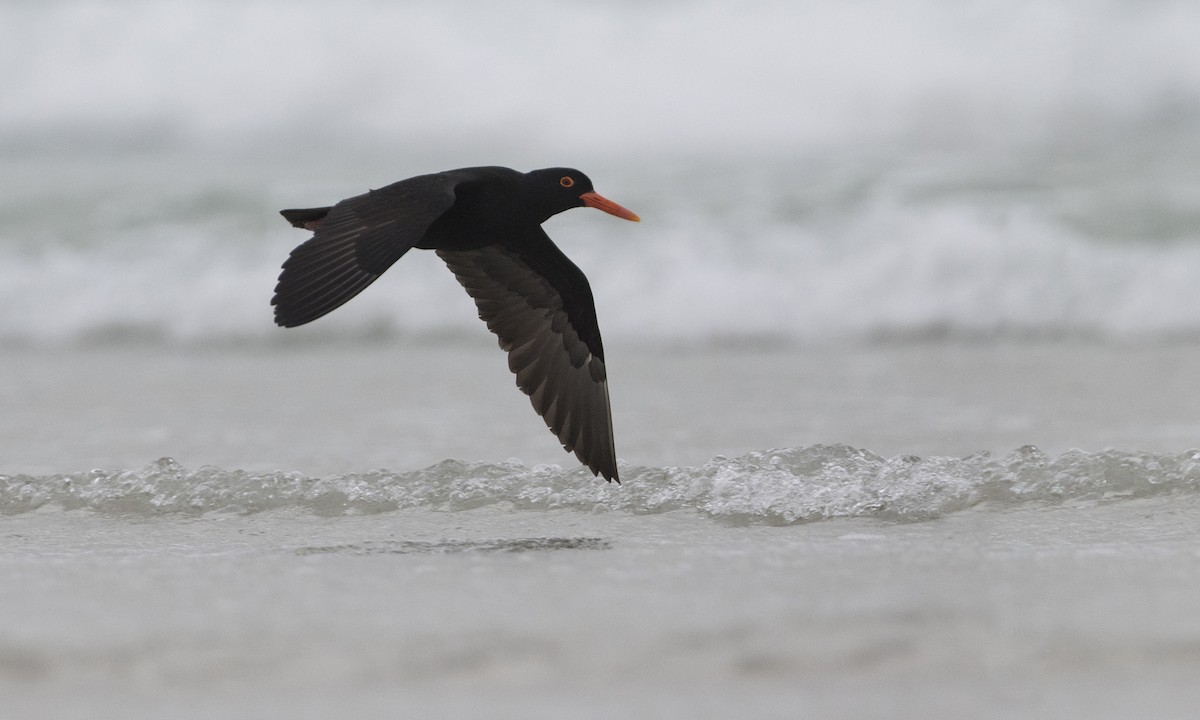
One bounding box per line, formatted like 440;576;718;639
4;446;1199;524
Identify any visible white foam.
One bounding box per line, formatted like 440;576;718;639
4;164;1200;346
5;447;1200;523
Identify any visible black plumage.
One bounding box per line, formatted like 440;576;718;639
272;166;639;482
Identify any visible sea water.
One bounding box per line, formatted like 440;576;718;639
3;1;1200;718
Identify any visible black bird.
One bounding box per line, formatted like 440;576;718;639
272;166;640;483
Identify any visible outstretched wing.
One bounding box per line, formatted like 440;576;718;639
437;232;618;482
272;172;468;327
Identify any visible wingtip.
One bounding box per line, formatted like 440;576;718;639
596;464;620;484
272;307;315;329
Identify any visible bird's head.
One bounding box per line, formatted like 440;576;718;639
526;168;641;223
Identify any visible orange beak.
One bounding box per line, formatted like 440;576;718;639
580;191;641;222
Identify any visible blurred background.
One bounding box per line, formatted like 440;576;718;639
1;0;1199;347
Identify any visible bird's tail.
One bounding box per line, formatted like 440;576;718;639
280;207;332;231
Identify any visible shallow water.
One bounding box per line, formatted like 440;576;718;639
3;341;1199;477
5;500;1200;720
3;343;1200;718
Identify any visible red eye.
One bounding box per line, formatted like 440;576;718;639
560;176;575;188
